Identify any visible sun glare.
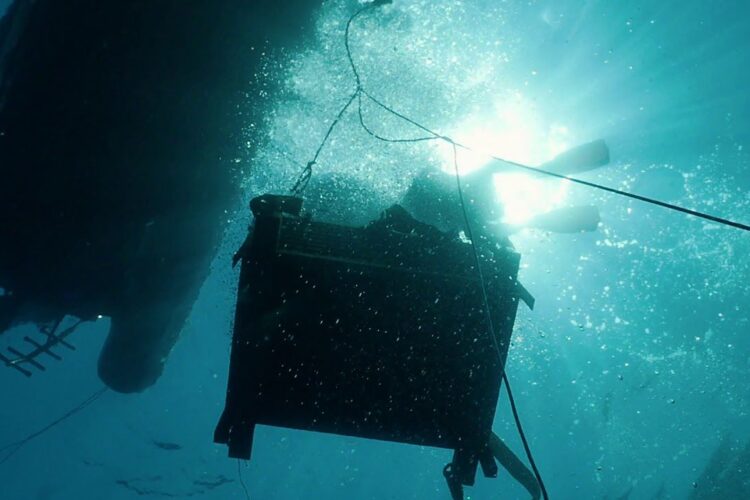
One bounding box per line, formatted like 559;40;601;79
436;95;573;225
494;172;570;225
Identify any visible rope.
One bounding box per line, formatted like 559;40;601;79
472;148;750;232
237;459;251;499
344;4;367;88
290;4;554;495
290;90;359;195
345;5;551;496
0;386;108;465
293;2;750;233
365;89;749;231
504;372;549;500
291;2;437;194
357;92;436;143
449;142;550;499
352;28;750;233
288;2;559;496
284;2;749;494
290;3;378;195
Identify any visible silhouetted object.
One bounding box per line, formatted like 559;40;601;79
0;318;86;376
522;205;601;233
401;164;506;235
0;0;323;392
402;140;609;239
151;440;182;452
215;194;537;499
535;139;610;176
489;432;541;499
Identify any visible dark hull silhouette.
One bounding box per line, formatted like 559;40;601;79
0;0;322;392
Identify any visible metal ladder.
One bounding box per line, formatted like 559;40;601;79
0;318;85;376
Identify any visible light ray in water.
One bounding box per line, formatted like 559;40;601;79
494;173;570;225
435;95;573;224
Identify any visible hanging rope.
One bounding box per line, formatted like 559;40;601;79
341;3;750;232
290;1;436;195
288;3;545;496
290;90;359;195
342;3;550;496
237;459;251;500
291;0;749;230
357;92;436;143
285;2;748;495
503;371;549;500
449;142;550;499
0;386;108;466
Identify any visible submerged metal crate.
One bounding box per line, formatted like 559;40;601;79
215;194;530;485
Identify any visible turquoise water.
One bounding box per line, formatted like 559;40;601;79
1;1;749;499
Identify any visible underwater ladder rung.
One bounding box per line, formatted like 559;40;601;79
0;321;80;377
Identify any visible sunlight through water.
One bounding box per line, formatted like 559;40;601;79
436;95;573;224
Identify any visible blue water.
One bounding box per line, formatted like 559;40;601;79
1;1;749;499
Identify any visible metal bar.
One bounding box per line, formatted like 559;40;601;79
40;317;63;336
24;336;62;360
42;329;76;350
56;337;76;351
0;352;33;377
7;347;45;371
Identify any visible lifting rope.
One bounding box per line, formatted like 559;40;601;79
287;6;750;492
291;2;554;498
292;2;750;233
0;386;108;465
285;0;746;496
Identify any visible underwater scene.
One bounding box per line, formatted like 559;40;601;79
1;1;748;499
